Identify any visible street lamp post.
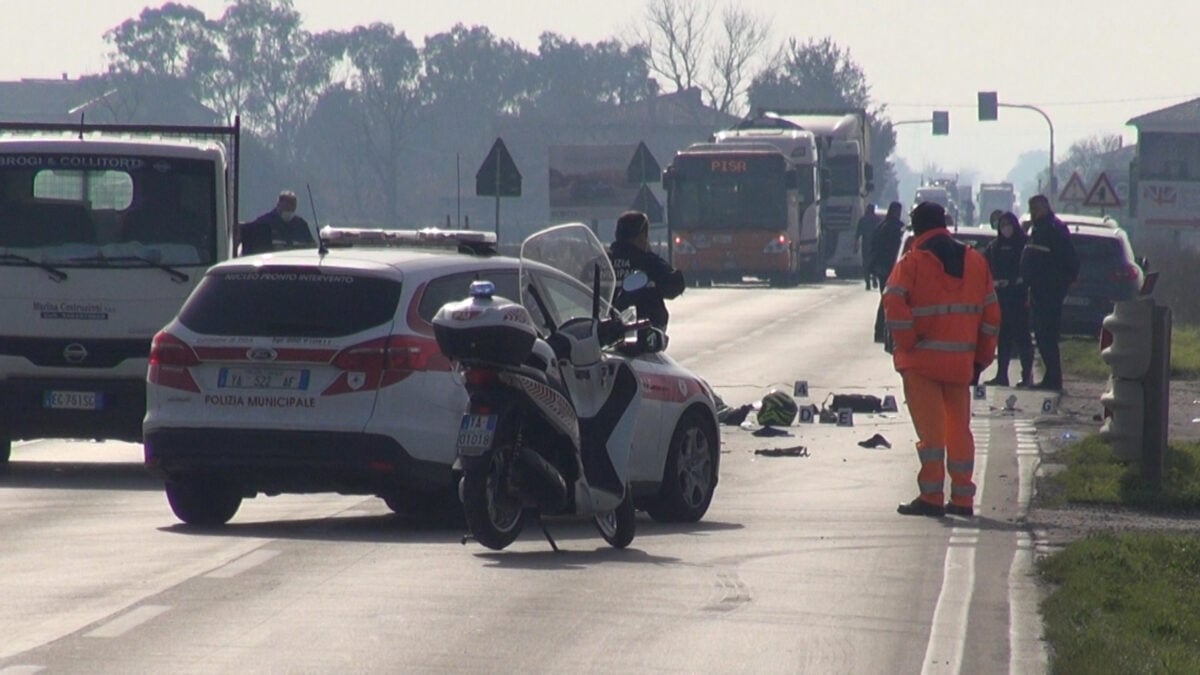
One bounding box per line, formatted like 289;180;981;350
1002;103;1056;196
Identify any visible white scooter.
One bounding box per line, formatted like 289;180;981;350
432;223;665;551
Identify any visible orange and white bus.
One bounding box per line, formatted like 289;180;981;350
663;129;823;287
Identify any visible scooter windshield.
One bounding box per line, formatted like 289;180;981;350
519;223;615;328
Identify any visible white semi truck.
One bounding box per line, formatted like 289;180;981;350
0;119;240;463
750;108;873;279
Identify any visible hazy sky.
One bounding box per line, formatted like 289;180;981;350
4;0;1198;186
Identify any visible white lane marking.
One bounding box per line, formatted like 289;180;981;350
0;666;47;674
84;605;170;639
204;549;281;579
1008;534;1048;674
921;418;989;675
922;535;977;675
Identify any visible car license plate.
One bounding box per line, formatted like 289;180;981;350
218;367;310;390
457;414;497;455
43;390;102;410
1063;296;1089;307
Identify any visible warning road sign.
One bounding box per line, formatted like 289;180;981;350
1059;172;1087;203
1083;172;1121;208
476;137;522;198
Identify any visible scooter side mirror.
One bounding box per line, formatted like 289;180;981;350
638;327;669;354
623;271;650;293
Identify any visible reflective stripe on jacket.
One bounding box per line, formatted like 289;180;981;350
883;229;1001;384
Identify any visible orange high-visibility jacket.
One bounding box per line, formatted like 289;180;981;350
883;229;1001;384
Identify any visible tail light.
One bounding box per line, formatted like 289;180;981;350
1110;264;1140;282
673;236;697;255
331;337;388;371
1099;326;1113;352
147;331;200;392
763;235;790;254
463;367;499;388
324;335;450;395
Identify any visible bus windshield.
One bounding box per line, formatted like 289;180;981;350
0;154;218;266
669;154;787;229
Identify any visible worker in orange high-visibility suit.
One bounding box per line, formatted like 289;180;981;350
883;201;1001;518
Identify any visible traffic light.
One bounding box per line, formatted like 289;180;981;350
932;110;949;135
978;91;998;121
1098;298;1155;461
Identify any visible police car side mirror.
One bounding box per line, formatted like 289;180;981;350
623;270;650;293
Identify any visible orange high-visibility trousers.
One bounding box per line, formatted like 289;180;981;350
902;371;976;508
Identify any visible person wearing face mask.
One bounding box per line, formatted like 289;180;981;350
983;211;1034;387
238;190;315;256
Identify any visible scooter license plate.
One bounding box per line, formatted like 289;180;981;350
457;414;497;455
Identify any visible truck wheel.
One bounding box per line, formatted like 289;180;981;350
646;411;718;523
165;476;242;526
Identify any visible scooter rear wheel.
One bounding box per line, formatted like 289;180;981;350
462;452;525;550
594;485;636;549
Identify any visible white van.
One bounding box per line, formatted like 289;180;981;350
0;120;240;462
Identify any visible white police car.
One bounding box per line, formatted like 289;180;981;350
143;226;720;526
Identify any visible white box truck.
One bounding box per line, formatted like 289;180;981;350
0;119;240;463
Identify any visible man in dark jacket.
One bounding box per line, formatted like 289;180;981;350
854;203;881;290
983;211;1034;387
1019;195;1079;390
608;210;685;330
239;190;315;256
869;201;906;342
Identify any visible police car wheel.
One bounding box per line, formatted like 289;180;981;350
646;411;718;523
165;476;242;526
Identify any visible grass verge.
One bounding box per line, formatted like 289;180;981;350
1060;327;1200;381
1038;532;1200;674
1043;435;1200;510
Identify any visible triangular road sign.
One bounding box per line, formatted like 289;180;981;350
629;184;663;223
626;141;661;185
476;137;522;197
1083;172;1121;208
1059;171;1087;203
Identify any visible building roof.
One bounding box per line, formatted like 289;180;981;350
1127;97;1200;133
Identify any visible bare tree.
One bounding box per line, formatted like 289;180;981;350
704;5;770;115
639;0;713;93
1061;133;1126;179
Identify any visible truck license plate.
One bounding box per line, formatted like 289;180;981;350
43;390;102;410
457;414;497;455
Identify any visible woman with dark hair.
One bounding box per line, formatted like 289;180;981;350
983;211;1034;387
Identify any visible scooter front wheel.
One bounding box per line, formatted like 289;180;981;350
462;452;525;550
594;485;636;549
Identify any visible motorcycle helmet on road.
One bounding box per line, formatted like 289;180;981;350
757;390;798;427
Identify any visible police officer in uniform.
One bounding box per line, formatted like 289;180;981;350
1019;195;1079;391
607;210;685;330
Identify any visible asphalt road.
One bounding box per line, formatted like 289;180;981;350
0;277;1054;673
